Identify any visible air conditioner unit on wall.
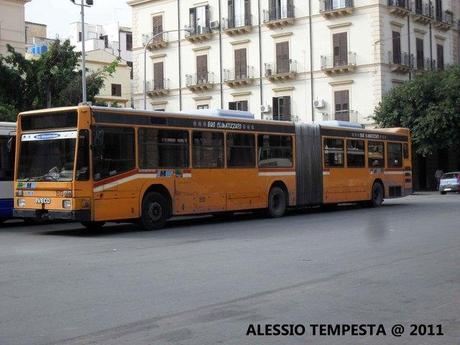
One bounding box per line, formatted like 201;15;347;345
314;99;325;109
260;104;271;113
210;20;220;30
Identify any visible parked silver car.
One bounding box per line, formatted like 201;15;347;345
439;172;460;194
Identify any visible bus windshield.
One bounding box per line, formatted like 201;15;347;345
18;131;77;182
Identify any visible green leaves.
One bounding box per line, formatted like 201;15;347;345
0;40;116;121
374;66;460;156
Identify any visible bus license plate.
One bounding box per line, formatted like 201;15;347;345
36;198;51;204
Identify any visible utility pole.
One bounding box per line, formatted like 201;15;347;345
70;0;93;104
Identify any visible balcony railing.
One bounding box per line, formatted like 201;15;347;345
320;0;354;17
412;1;432;24
224;66;255;86
388;0;411;16
185;25;213;42
433;10;453;30
388;51;413;73
146;79;170;96
321;52;357;74
416;57;436;71
185;72;215;91
223;14;252;35
264;60;298;81
272;114;292;122
263;1;295;28
143;32;169;50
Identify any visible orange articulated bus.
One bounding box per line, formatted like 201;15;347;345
14;106;412;229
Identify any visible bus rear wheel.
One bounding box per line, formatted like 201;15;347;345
369;182;384;207
81;221;106;230
141;192;169;230
267;186;287;218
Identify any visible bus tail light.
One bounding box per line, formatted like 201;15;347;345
62;200;72;209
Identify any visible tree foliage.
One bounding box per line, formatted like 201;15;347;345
0;40;118;121
374;66;460;156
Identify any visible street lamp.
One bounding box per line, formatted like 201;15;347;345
143;28;191;110
70;0;94;104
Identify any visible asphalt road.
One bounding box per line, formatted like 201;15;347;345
1;193;459;345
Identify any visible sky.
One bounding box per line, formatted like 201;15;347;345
25;0;132;40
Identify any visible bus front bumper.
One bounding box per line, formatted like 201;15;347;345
14;209;91;221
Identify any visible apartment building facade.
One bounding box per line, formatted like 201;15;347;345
128;0;460;125
0;0;30;55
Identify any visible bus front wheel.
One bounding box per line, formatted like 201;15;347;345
267;186;287;218
369;182;384;207
141;192;169;230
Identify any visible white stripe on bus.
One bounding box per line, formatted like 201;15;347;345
384;171;406;175
93;173;193;192
258;171;296;177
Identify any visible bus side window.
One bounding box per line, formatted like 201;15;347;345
0;136;14;181
367;141;385;168
139;128;189;169
93;126;135;181
257;135;293;168
227;133;255;168
346;140;365;168
192;131;224;168
323;138;344;168
76;130;89;181
387;142;403;168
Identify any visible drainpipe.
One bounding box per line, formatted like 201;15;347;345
178;0;183;110
428;1;433;71
218;0;224;108
309;0;314;122
258;0;263;116
407;13;412;80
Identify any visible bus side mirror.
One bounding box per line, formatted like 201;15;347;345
7;137;15;153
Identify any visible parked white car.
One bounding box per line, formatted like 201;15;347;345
439;172;460;194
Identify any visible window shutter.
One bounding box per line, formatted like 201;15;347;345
228;0;234;26
154;62;164;89
234;48;247;79
205;5;211;28
197;55;208;82
152;16;163;38
244;0;251;25
276;42;289;74
437;44;444;70
392;31;401;64
334;90;350;121
333;32;348;67
189;8;196;32
272;97;279;120
283;96;291;120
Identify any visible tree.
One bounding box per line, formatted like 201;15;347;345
374;66;460;156
0;40;118;121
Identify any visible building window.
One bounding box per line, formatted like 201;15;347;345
234;48;248;79
333;32;348;67
192;131;224;168
227;133;255;168
189;5;210;35
258;135;293;168
368;141;385;168
196;55;208;83
229;100;248;111
435;0;443;21
437;44;444;70
228;0;251;27
138;128;189;169
111;84;122;97
416;38;424;70
197;104;209;110
392;31;401;64
100;35;109;48
334;90;350;121
152;15;163;42
153;62;164;90
276;41;290;74
78;32;82;42
126;32;132;51
127;61;133;80
346;140;365;168
273;96;291;121
323;138;344;168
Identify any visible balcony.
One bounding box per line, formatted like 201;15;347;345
388;0;411;17
143;32;168;50
264;60;297;81
185;72;215;91
321;52;357;75
415;57;436;72
263;2;295;28
224;66;255;87
411;2;432;24
388;51;412;73
320;0;354;18
185;26;213;42
223;15;252;35
433;10;453;31
146;79;170;97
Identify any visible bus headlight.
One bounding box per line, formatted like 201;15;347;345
17;198;26;208
62;200;72;209
16;190;23;197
